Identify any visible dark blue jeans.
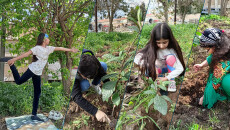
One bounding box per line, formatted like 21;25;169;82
80;62;107;91
10;65;41;115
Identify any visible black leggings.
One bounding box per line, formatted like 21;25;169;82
10;65;41;115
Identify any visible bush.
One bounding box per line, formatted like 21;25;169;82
85;32;137;53
0;81;66;116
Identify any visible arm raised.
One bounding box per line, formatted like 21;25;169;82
54;47;78;53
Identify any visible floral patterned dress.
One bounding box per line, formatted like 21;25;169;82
203;55;230;108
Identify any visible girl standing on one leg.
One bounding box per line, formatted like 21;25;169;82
134;23;185;93
2;33;78;121
194;28;230;108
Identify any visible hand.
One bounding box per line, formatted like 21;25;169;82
157;77;168;84
7;59;15;66
71;48;78;53
193;64;203;72
95;110;111;123
158;77;168;81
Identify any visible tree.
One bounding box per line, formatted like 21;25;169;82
177;0;193;24
95;0;98;32
0;1;7;81
1;0;94;95
174;0;177;25
220;0;229;16
157;0;173;23
177;0;203;24
127;3;147;22
97;0;128;32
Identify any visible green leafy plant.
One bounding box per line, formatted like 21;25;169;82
72;114;90;129
208;109;220;125
0;81;66;116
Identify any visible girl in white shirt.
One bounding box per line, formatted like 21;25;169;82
6;33;78;121
134;23;185;93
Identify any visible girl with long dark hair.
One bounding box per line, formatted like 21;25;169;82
194;28;230;108
134;23;186;93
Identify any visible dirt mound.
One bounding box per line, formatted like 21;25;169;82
64;92;119;130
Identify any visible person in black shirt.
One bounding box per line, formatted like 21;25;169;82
71;49;110;123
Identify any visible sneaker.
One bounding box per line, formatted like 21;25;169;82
92;84;102;95
48;110;55;119
168;80;176;92
31;115;45;122
48;110;63;120
53;111;63;120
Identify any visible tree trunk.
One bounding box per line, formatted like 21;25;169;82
109;15;114;32
182;13;186;24
0;15;6;81
95;0;98;32
208;0;212;14
109;0;114;32
163;1;169;23
60;56;72;95
220;0;229;16
174;0;177;25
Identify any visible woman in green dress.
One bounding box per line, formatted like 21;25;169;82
193;28;230;108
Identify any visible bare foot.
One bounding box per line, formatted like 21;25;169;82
199;96;204;105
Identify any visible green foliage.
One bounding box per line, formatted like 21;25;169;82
127;3;147;22
1;0;94;94
85;32;137;52
133;78;172;115
100;50;135;106
0;81;66;116
116;111;159;130
200;14;230;22
128;6;144;33
72;114;90;129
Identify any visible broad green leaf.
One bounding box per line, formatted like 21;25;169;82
196;31;202;36
124;71;131;79
112;93;120;106
137;7;142;29
158;84;167;91
148;98;154;108
162;81;171;87
101;73;118;81
122;58;133;70
102;81;116;102
143;90;154;95
148;78;154;84
161;95;173;103
153;95;168;115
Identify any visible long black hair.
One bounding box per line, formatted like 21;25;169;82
138;23;186;80
205;31;230;70
32;33;45;62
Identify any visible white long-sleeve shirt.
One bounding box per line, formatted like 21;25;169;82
134;48;184;80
